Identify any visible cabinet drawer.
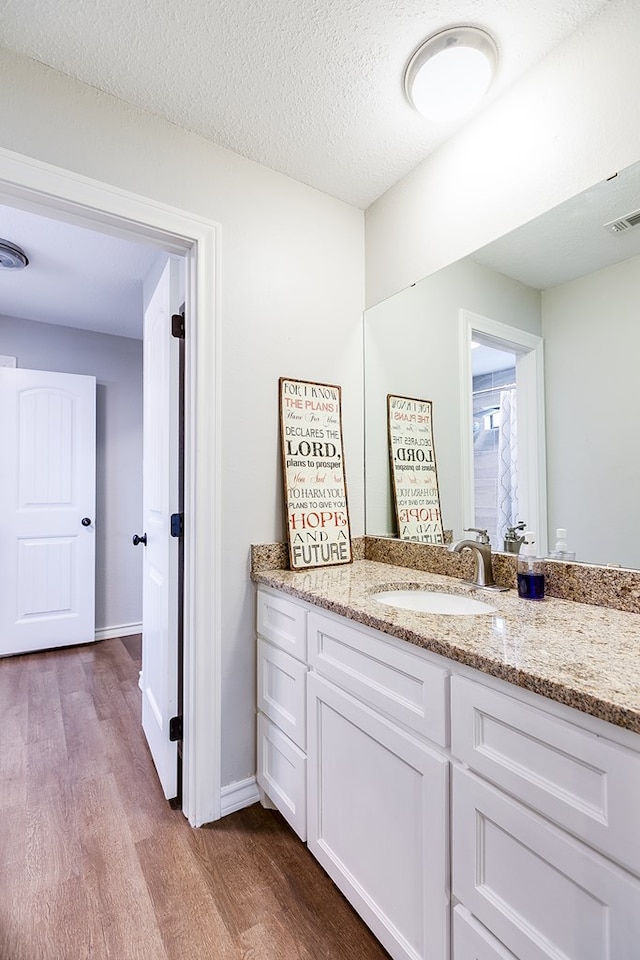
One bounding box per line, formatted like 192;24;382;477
451;675;640;875
453;907;516;960
257;638;307;749
257;713;306;840
453;767;640;960
308;610;449;746
257;588;307;661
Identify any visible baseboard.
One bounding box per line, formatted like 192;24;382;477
94;622;143;642
220;776;261;817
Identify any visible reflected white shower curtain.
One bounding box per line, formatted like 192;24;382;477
497;389;519;541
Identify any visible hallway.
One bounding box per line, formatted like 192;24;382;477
0;637;389;959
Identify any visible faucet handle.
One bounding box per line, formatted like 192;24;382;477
464;527;491;544
505;521;526;538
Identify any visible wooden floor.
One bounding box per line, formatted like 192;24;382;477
0;637;390;960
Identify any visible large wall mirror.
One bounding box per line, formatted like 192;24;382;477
364;159;640;570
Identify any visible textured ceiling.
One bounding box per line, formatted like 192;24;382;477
0;0;609;208
473;159;640;290
0;203;159;338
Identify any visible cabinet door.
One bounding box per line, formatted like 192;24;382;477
307;672;449;960
453;907;517;960
453;767;640;960
451;675;640;876
257;713;306;840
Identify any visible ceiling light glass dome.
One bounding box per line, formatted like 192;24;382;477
404;26;498;122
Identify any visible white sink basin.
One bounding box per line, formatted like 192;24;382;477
372;589;497;616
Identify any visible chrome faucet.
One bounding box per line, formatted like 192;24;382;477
503;521;527;555
449;528;508;591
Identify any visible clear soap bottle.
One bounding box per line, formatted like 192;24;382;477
517;531;545;601
549;527;576;562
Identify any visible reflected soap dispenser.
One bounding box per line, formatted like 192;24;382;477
549;528;576;562
517;531;545;601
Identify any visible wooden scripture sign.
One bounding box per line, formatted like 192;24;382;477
388;395;444;544
279;378;352;569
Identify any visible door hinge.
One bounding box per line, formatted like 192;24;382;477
170;512;183;538
169;715;183;741
171;313;185;339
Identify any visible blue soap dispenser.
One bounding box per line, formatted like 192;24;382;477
517;531;545;601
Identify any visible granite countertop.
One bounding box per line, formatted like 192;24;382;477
252;559;640;734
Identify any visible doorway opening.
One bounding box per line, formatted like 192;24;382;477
0;213;186;803
471;343;518;551
0;145;221;826
460;309;547;556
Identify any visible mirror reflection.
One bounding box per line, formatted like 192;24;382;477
364;159;640;569
387;395;444;544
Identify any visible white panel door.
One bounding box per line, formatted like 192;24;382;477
0;367;96;655
139;258;180;800
307;672;449;960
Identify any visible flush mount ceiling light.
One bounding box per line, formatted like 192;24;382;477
404;26;498;123
0;238;29;270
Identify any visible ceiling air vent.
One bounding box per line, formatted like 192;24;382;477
604;209;640;233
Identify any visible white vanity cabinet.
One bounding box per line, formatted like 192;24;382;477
256;588;451;960
306;611;450;960
450;676;640;875
256;588;309;840
450;675;640;960
255;582;640;960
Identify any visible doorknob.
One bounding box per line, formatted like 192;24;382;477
132;533;147;546
81;517;92;527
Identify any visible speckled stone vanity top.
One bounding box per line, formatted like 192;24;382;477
252;559;640;734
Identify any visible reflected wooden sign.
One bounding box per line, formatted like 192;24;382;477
387;394;444;544
279;378;352;569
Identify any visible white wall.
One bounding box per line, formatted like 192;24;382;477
366;0;640;307
365;259;540;537
542;254;640;569
0;314;143;631
0;47;365;787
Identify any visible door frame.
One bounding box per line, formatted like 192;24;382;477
0;145;222;827
459;308;547;556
